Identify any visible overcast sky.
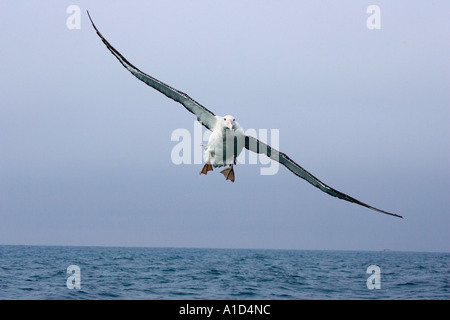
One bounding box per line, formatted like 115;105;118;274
0;1;448;252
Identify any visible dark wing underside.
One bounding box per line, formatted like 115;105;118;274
245;135;402;218
87;11;217;131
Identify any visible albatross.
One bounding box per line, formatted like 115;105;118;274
87;12;402;219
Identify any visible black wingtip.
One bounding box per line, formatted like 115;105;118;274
370;207;403;219
388;212;403;219
86;10;96;29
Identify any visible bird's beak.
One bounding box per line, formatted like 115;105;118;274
227;120;233;131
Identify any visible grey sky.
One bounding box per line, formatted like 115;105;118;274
0;1;449;252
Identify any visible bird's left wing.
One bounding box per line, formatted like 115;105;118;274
244;135;402;218
87;11;217;131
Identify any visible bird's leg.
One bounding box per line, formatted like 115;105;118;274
200;162;213;175
220;163;235;183
200;151;213;175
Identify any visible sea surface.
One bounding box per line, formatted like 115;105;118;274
0;245;448;300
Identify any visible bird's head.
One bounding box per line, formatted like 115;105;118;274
222;115;236;131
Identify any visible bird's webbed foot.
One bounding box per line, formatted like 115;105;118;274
220;164;235;183
200;163;213;175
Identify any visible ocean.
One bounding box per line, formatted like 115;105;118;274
0;245;448;300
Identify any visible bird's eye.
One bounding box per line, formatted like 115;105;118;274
233;118;235;121
224;118;226;121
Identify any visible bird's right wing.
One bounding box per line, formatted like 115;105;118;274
87;11;217;131
245;135;402;218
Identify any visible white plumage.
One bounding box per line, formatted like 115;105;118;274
201;115;245;182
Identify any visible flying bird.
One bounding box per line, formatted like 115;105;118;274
87;12;402;219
